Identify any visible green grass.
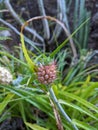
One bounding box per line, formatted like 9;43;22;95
0;39;98;129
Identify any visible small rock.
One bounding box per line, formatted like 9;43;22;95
0;30;11;37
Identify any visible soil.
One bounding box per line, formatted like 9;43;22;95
86;0;98;49
0;118;25;130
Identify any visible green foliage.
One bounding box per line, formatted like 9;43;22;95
25;122;49;130
0;76;98;129
20;33;37;72
0;93;14;115
73;0;91;49
0;27;9;30
50;17;90;58
0;43;98;130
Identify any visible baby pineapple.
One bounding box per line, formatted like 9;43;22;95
37;62;57;84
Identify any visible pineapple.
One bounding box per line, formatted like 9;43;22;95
37;62;57;84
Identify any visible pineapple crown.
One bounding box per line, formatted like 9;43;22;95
36;56;55;66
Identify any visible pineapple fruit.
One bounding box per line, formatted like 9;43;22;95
37;62;56;84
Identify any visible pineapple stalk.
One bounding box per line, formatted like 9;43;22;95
49;87;79;130
37;61;78;129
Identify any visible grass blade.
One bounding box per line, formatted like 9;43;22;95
25;122;49;130
0;93;14;115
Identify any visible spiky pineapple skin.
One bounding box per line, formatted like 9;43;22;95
37;62;56;84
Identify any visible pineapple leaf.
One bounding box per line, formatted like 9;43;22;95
20;33;37;72
25;122;49;130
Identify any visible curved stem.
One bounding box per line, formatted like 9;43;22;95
49;87;79;130
23;16;77;59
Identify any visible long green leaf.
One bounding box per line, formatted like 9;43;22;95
0;27;9;30
25;122;49;130
60;92;98;113
73;119;97;130
59;99;98;121
20;33;36;72
0;93;14;115
50;18;90;57
81;82;98;99
0;85;54;118
0;51;28;67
